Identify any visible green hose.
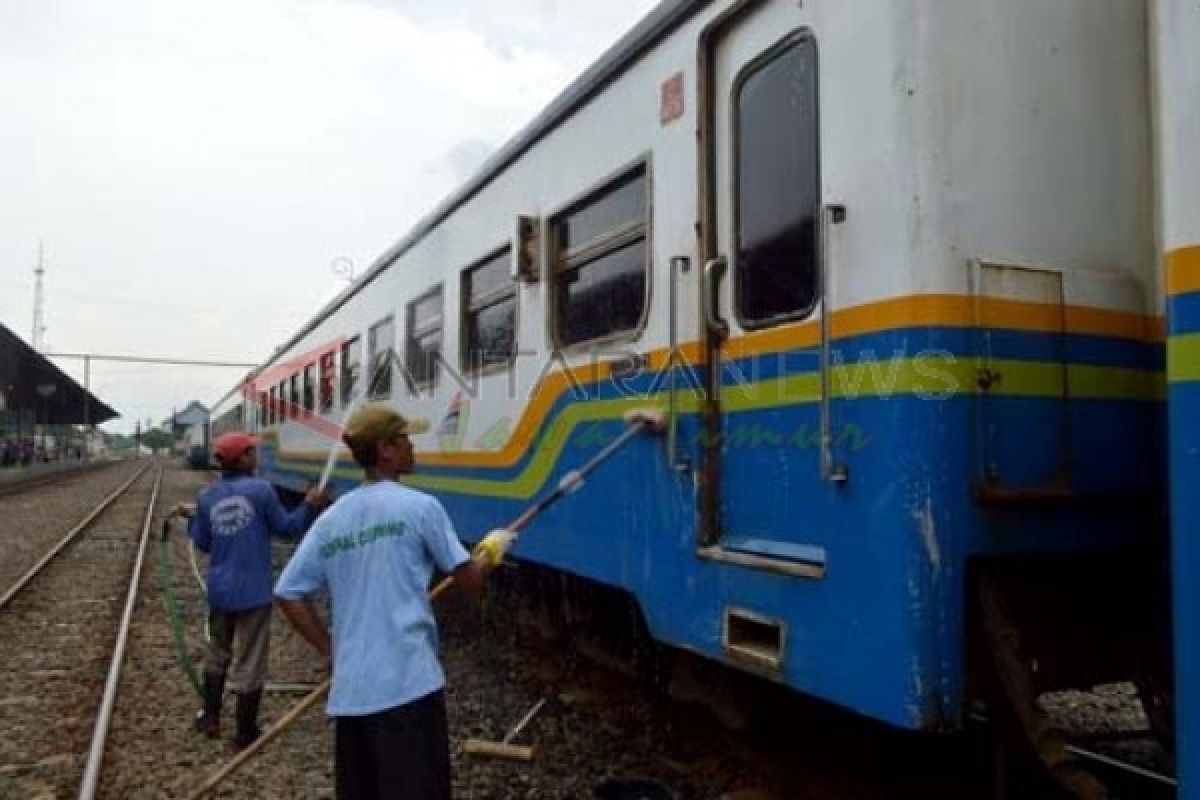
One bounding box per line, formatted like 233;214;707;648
159;517;204;698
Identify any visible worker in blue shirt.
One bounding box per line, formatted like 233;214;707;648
275;404;515;800
183;431;328;749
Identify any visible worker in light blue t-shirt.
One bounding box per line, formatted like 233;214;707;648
184;431;328;749
275;404;514;800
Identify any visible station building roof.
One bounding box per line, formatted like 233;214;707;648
0;322;118;425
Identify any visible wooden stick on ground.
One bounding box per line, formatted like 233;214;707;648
186;677;330;800
462;739;535;761
462;695;546;762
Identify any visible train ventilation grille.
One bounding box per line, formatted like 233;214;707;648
723;608;785;671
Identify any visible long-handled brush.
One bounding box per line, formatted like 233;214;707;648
314;359;394;493
186;407;668;800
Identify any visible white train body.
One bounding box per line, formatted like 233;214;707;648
210;0;1181;733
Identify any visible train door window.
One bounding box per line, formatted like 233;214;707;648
302;363;316;412
319;351;336;413
368;317;395;399
341;336;362;406
406;287;443;389
734;34;820;327
289;374;300;418
551;164;648;347
462;248;517;372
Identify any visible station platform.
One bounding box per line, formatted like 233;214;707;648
0;458;123;492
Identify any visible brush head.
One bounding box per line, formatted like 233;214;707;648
622;407;669;433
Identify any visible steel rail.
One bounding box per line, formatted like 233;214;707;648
0;462;150;611
1065;744;1178;789
79;465;164;800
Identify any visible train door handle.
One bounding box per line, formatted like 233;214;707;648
703;256;729;339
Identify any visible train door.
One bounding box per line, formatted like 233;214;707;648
697;0;827;575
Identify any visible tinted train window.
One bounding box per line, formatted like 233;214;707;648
407;287;443;389
258;392;267;428
735;35;819;326
319;351;335;413
552;166;648;347
289;375;300;419
368;317;395;399
341;336;361;407
268;387;277;425
302;364;316;412
463;249;516;371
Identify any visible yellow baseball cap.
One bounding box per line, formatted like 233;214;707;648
342;404;430;448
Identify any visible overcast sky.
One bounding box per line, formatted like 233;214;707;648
0;0;658;434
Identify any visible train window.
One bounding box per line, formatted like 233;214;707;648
268;387;277;426
368;317;395;399
551;165;648;347
462;248;517;372
341;336;362;406
407;287;443;389
302;363;316;413
734;34;820;327
258;392;267;428
289;374;300;419
319;351;336;413
277;381;287;422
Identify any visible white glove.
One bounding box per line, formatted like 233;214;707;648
473;529;517;568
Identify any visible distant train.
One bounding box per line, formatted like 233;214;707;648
177;421;210;470
209;0;1200;791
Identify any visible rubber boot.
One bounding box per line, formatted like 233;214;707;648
194;673;224;738
233;689;263;750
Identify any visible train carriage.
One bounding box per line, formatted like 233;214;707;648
1158;0;1200;792
209;0;1196;762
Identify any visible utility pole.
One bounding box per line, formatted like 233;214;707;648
31;242;46;352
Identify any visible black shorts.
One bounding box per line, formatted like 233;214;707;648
334;689;451;800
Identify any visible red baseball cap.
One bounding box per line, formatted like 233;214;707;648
213;432;260;464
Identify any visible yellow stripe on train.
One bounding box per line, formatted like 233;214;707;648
1167;245;1200;298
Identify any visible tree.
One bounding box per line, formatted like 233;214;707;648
140;428;174;454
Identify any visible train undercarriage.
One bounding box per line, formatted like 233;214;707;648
480;546;1177;799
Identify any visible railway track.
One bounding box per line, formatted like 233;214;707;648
0;462;161;799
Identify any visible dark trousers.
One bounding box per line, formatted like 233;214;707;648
205;605;272;692
335;689;451;800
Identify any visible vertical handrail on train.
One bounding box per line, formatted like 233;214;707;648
667;255;692;472
820;204;847;483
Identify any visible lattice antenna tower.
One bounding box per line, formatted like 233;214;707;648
31;241;46;352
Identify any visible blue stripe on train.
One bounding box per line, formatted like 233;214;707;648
260;391;1156;729
1171;282;1200;791
1170;293;1200;336
280;325;1157;484
1173;381;1200;792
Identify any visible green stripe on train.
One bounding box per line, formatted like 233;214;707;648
1169;334;1200;384
273;357;1160;498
